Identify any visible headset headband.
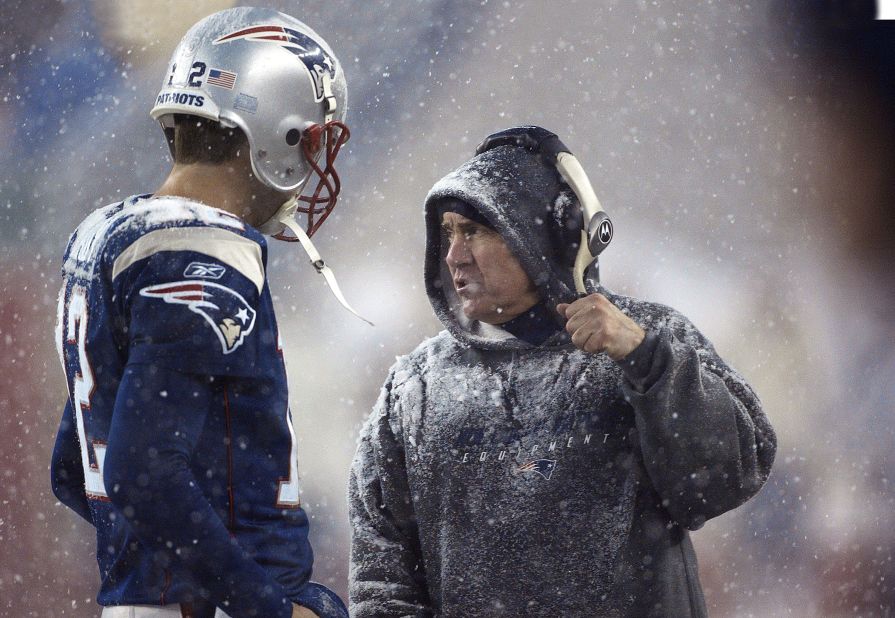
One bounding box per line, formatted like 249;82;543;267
475;126;612;291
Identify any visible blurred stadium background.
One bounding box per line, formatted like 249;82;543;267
0;1;892;616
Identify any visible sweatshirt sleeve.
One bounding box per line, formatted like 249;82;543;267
616;312;777;531
348;367;433;618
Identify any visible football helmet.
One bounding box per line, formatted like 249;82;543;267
151;7;371;326
150;6;349;238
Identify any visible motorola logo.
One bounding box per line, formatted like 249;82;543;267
599;220;613;244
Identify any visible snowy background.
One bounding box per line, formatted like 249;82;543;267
1;1;893;616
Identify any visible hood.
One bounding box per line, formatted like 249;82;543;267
424;142;598;350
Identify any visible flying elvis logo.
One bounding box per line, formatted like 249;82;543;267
213;26;336;102
517;459;557;481
140;281;256;354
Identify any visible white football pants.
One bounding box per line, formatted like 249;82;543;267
99;604;234;617
101;606;191;617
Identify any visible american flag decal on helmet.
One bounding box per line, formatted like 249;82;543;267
517;459;557;480
207;68;237;89
213;25;335;101
139;281;256;354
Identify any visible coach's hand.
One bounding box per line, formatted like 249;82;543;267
557;293;645;360
292;604;319;618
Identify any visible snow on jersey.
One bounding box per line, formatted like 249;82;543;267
55;195;309;608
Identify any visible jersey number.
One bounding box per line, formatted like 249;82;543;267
166;61;207;87
188;61;207;87
275;334;300;508
276;408;301;508
62;286;108;499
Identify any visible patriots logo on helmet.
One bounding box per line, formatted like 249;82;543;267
516;459;557;480
213;26;336;102
140;281;256;354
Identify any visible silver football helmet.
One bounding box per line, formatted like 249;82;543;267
150;6;349;238
151;7;371;326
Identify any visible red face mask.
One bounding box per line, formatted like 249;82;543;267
274;120;350;241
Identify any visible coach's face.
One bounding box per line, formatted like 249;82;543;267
442;211;539;325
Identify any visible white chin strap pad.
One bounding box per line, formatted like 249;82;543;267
275;210;374;326
256;196;299;236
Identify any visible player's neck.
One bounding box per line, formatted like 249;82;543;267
154;162;282;227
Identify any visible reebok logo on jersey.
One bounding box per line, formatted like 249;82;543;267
140;281;256;354
184;262;227;280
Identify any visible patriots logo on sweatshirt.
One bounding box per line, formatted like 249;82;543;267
517;459;557;480
140;281;256;354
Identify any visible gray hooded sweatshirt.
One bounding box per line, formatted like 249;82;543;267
348;143;777;617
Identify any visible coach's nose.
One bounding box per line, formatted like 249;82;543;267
445;233;473;269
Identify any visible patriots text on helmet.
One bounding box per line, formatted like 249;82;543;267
155;92;205;108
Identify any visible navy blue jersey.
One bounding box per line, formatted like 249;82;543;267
52;195;311;618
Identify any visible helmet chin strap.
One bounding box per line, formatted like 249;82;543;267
255;75;371;325
258;195;373;326
255;195;299;235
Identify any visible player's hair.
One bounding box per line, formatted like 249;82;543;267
170;114;248;165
